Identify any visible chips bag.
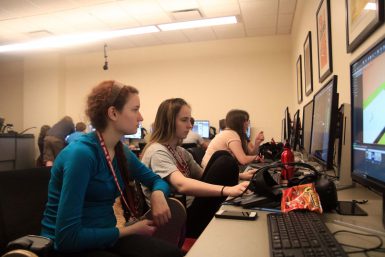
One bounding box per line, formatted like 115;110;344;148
281;183;323;213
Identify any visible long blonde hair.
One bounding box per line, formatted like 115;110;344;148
143;98;189;154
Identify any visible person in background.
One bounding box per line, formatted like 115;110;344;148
41;80;182;257
201;109;265;180
182;117;209;149
36;125;51;167
65;122;87;144
43;116;75;167
141;98;248;238
219;119;226;132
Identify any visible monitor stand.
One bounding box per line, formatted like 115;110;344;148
334;103;353;191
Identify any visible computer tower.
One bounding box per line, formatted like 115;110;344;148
334;103;353;190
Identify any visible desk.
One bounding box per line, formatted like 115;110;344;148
186;185;385;257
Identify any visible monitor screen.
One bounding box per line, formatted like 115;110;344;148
246;123;251;139
124;123;142;139
310;75;338;169
192;120;210;138
284;107;291;142
281;118;285;143
302;100;313;155
351;37;385;196
290;109;301;151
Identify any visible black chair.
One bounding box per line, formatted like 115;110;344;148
0;168;51;256
186;147;205;166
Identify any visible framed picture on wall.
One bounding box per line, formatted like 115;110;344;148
296;55;303;104
303;31;313;96
345;0;384;53
316;0;333;83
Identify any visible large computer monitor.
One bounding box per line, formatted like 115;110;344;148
284;107;291;143
246;123;251;140
302;100;313;155
124;123;142;139
290;109;301;151
351;37;385;227
309;75;338;169
192;120;210;139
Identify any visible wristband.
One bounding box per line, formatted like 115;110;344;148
221;186;226;197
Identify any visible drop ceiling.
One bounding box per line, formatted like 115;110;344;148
0;0;297;53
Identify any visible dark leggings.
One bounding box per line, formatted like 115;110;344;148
186;151;239;238
52;235;183;257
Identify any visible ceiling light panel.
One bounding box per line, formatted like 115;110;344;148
158;16;237;31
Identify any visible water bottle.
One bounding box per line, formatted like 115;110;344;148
281;142;294;180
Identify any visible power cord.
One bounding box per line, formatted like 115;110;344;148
332;230;383;255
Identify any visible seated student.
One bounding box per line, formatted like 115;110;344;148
201;109;265;180
41;81;182;257
141;98;249;238
182;117;209;149
36;124;51;167
43;116;75;167
65;121;86;144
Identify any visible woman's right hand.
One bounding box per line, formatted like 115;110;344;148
119;219;156;238
224;181;249;197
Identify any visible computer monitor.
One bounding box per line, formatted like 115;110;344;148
351;37;385;227
290;109;301;151
124;123;142;139
309;75;338;169
284;107;291;143
192;120;210;138
302;100;313;155
281;118;285;143
246;123;251;139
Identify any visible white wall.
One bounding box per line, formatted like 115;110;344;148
291;0;385;111
1;35;293;154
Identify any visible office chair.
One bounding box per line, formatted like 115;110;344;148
186;147;205;166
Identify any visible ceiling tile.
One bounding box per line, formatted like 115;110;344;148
277;13;293;27
182;27;216;42
118;0;172;25
198;0;240;17
128;33;163;47
246;27;275;37
158;0;199;12
243;14;277;29
53;9;109;32
213;23;245;39
85;4;140;29
279;0;297;14
240;0;278;16
154;30;189;44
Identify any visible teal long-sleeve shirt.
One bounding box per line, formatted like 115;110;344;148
41;132;170;252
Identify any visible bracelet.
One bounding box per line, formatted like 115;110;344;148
220;186;226;197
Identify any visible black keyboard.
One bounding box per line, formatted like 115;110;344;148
267;211;347;257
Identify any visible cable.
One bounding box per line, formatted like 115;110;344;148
332;230;383;255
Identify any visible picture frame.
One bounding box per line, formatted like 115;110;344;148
296;55;303;104
345;0;384;53
316;0;333;83
303;31;313;96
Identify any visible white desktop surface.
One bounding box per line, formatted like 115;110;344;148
186;184;385;257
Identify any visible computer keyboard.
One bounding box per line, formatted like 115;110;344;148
267;211;347;257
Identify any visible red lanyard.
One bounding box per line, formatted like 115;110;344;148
96;131;139;219
165;144;190;177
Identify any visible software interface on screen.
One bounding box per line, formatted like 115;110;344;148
302;101;313;154
246;124;251;139
352;39;385;185
124;124;142;139
193;120;210;138
310;78;336;165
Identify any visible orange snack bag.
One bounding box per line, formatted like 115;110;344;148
281;183;323;213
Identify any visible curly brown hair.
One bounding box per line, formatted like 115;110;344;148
85;80;139;131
